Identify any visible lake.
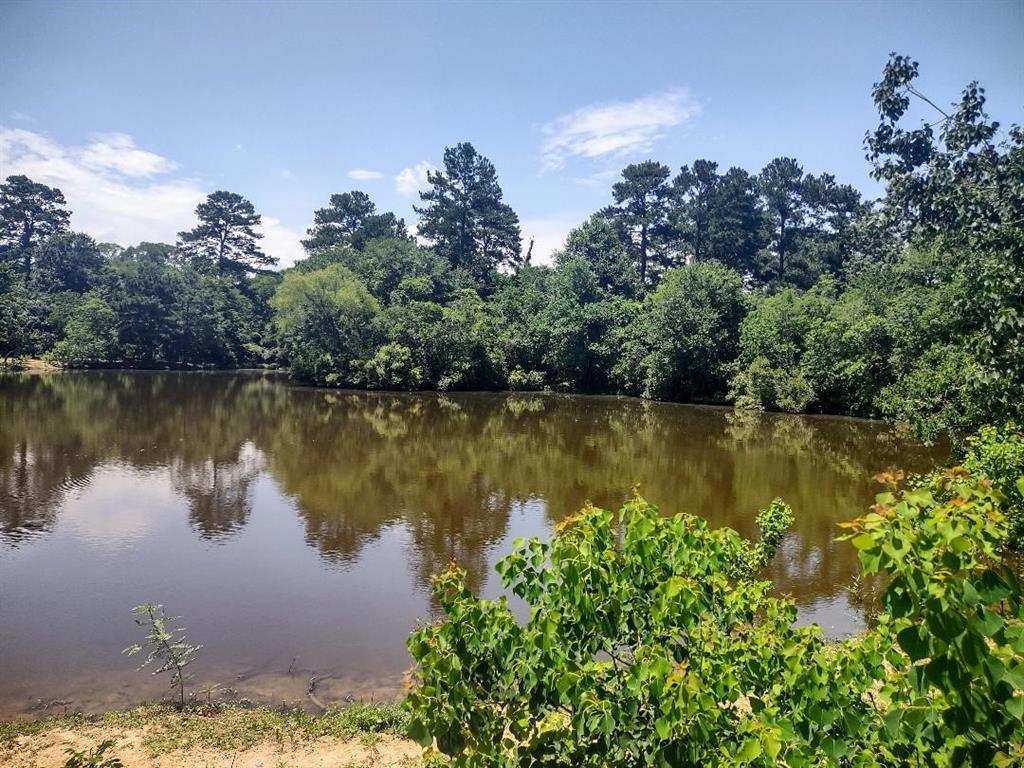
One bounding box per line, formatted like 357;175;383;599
0;370;944;717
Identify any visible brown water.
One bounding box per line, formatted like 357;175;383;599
0;370;944;717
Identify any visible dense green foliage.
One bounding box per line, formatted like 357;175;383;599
964;425;1024;542
1;56;1020;449
406;451;1024;766
271;264;380;386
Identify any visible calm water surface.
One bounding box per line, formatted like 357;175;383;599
0;371;944;716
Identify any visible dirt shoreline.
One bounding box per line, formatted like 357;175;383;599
1;703;425;768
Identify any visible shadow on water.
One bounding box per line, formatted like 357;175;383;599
0;370;945;716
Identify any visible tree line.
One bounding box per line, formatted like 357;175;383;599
1;54;1020;445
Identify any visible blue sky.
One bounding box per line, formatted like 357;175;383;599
1;0;1021;266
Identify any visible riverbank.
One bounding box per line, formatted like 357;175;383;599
0;357;58;372
1;702;424;767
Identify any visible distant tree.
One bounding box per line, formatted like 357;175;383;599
671;159;720;263
49;293;119;366
432;289;505;389
801;173;866;277
491;266;556;378
639;261;748;401
302;191;408;253
0;175;71;279
709;167;768;274
604;161;674;288
758;157;807;283
415;142;522;287
558;215;639;297
272;264;380;385
542;257;633;392
302;238;452;304
166;267;254;366
672;162;765;274
177;191;276;276
122;241;179;263
0;263;29;364
102;244;179;362
32;232;105;294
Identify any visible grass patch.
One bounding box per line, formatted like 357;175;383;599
1;701;411;757
0;715;89;744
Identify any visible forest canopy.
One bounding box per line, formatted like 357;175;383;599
1;54;1021;447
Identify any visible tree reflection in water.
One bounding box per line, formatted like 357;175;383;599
0;370;944;603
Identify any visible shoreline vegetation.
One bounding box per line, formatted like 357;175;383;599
2;55;1020;451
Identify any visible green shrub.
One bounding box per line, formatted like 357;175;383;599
272;264;380;385
840;467;1023;765
406;464;1024;765
639;262;748;402
728;355;815;413
507;367;545;392
364;342;425;390
62;739;122;768
49;294;118;366
965;424;1024;545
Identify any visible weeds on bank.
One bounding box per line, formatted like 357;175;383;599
1;701;410;757
62;738;122;768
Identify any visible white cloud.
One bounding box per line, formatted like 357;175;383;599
519;213;586;266
1;127;204;246
79;132;177;177
259;216;305;269
347;168;383;181
395;161;435;197
541;89;700;171
0;127;305;268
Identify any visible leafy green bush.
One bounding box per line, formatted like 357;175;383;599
639;261;748;402
840;467;1023;765
727;284;828;412
507;367;545;392
272;264;380;385
728;355;815;413
49;293;118;366
406;464;1024;765
62;739;122;768
965;424;1024;545
364;342;425;390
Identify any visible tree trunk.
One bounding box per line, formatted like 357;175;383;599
639;223;648;287
778;214;787;282
20;221;33;279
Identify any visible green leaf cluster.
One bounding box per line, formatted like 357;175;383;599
407;456;1024;766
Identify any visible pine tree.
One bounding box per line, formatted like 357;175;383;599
415;142;521;288
177;191;276;275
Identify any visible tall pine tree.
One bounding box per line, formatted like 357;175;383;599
604;161;674;288
177;191;277;275
303;191;408;253
415;143;521;288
